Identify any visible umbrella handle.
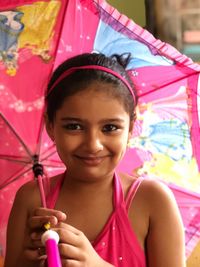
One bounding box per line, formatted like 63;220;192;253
33;159;47;208
41;230;62;267
38;174;47;208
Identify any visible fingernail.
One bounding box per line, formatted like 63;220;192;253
56;212;66;221
61;212;67;220
51;216;58;225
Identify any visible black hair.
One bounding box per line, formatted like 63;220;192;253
45;53;137;122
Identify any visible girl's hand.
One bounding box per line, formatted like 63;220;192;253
54;222;113;267
24;207;67;262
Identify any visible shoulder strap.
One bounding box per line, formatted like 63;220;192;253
125;177;145;210
114;172;125;207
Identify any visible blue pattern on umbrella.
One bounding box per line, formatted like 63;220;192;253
94;21;174;68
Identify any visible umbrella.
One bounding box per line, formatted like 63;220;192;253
0;0;67;252
0;0;200;259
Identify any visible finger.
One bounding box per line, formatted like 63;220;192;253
31;231;43;241
61;258;81;267
55;229;79;247
28;215;58;229
59;243;83;261
53;224;85;247
25;232;45;249
24;248;46;261
29;221;76;248
31;230;48;242
30;237;44;248
56;222;82;235
34;207;67;221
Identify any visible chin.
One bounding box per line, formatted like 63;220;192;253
69;166;115;182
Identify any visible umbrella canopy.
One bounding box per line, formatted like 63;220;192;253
0;0;200;258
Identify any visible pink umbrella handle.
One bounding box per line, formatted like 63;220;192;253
38;174;47;208
41;230;62;267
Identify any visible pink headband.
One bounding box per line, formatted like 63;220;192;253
47;65;136;103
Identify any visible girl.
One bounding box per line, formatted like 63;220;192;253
5;53;186;267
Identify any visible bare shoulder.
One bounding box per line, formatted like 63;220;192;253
132;178;186;267
139;178;176;200
14;174;60;210
137;178;181;218
14;179;40;210
118;173;179;215
17;179;38;195
14;179;35;201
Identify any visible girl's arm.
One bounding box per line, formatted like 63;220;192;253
145;180;186;267
4;183;38;267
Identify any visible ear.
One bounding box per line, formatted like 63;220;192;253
44;113;55;142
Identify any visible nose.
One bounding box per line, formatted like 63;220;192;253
84;129;104;153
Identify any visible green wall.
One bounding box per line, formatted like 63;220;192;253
107;0;146;27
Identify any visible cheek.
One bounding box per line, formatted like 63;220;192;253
112;133;129;155
55;139;77;167
56;136;80;151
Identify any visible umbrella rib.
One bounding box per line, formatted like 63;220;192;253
0;165;33;190
42;163;64;167
138;71;200;98
35;143;57;163
40;147;57;161
0;155;31;164
0;112;33;158
35;109;45;155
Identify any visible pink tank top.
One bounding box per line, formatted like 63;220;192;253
45;173;146;267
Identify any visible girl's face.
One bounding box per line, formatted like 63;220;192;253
46;83;133;182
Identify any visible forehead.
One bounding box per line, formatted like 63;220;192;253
56;84;130;119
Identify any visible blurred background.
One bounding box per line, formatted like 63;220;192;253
108;0;146;26
108;0;200;62
108;1;200;266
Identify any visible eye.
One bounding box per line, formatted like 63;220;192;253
63;123;83;131
102;124;119;132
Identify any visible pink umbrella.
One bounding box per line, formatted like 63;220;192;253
0;1;66;252
0;0;200;259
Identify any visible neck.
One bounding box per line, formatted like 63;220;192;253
62;171;115;194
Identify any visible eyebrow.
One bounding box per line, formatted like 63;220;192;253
61;117;82;122
60;117;126;123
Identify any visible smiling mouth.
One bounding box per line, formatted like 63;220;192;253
75;155;106;166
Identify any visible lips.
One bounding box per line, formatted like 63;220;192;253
75;155;106;166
